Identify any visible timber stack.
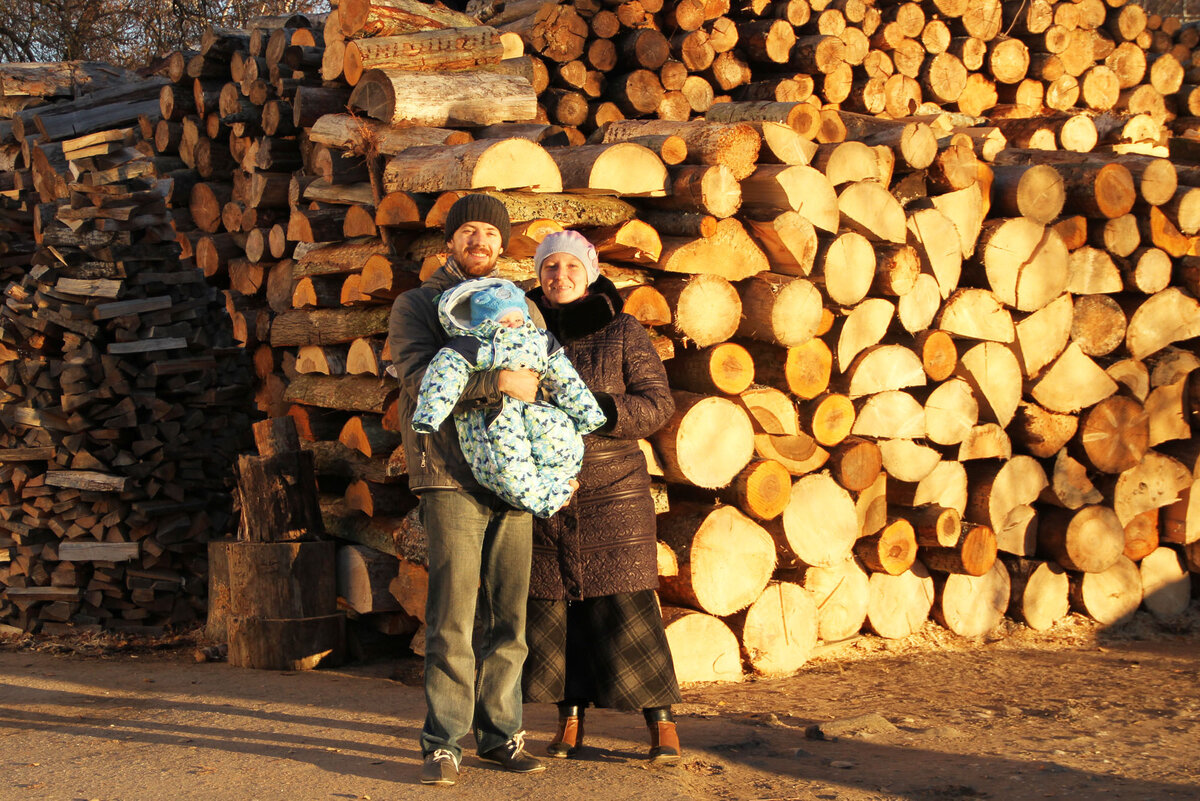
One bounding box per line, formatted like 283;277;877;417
1;0;1200;681
0;82;255;632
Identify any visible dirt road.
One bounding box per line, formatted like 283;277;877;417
2;610;1199;801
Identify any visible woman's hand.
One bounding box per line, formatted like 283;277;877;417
497;368;539;402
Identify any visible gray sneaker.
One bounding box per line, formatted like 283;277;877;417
421;749;458;786
479;730;546;774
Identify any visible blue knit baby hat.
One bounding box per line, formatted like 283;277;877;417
470;282;527;327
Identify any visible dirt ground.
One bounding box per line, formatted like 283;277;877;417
2;605;1199;801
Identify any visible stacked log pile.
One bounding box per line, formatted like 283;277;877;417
1;0;1200;678
0;73;255;633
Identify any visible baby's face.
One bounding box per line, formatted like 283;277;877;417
496;309;525;329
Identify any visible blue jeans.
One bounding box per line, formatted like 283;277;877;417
419;489;532;760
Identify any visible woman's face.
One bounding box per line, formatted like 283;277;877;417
539;252;591;307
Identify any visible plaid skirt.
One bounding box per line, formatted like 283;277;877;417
523;589;682;711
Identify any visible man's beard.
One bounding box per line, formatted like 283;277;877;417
455;246;497;276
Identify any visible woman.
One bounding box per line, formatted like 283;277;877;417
522;230;683;764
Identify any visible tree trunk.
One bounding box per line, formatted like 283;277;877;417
865;562;935;639
657;503;776;616
661;606;744;683
650;392;755;488
726;581;818;676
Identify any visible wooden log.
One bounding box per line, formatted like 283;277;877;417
1074;395;1149;474
1111;450;1192;529
644;164;741;218
601;119;762;180
383;139;562;194
855;518;917;575
343;26;504;84
852;390;924;440
923;378;978;446
226;541;336;619
1001;556;1069;631
773;472;857;567
336;543;404;614
804;392;855;447
236;451;324;543
227;613;344;670
817;231;876;306
735;273;821;347
654;273;741;347
657;503;776;616
741;339;833;400
788;558;869;642
650;391;754;489
967;456;1048;556
1137;545;1191;618
1039;505;1125;573
546;142;667;195
739;165;839;231
665;342;754;395
661;606;743;683
933;560;1010;638
828;436;881;492
340;0;477;37
865;561;935;639
907;207;963;297
1125;288;1200;361
717;459;792;521
1069;556;1142;625
726;581;818;676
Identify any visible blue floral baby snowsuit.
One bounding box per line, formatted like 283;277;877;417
412;278;606;517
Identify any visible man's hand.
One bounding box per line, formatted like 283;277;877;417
497;368;539;402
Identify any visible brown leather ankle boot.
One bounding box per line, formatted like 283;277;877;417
547;713;584;758
647;720;681;764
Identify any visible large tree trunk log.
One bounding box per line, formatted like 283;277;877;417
336;543;403;614
308;114;471;155
343;26;505;84
933;560;1010;638
866;562;935;639
236;451;325;543
726;581;818;676
787;558;870;642
774;472;857;567
1138;546;1191;619
1001;556;1070;631
227;613;345;670
661;606;744;683
1038;505;1125;573
383;139;562;193
657;503;776;616
735;273;821;346
650;392;754;488
1069;556;1142;625
340;0;478;38
653;274;741;347
967;456;1048;556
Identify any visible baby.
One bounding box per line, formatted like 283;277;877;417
411;278;605;518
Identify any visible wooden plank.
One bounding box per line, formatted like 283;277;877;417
92;296;173;320
54;278;123;298
106;337;188;355
44;470;130;492
0;447;55;461
58;541;140;561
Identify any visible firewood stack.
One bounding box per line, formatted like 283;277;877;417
0;75;254;633
2;0;1200;677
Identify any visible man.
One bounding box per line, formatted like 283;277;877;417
389;194;545;786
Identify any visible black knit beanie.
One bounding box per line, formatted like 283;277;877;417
444;194;511;247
